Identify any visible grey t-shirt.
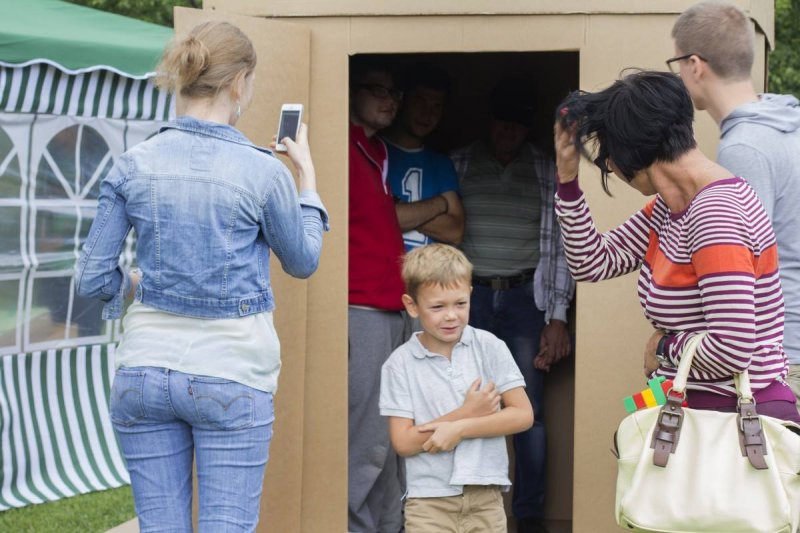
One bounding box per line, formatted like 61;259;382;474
379;326;525;498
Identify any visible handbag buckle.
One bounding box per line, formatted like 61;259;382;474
737;400;769;470
650;395;684;467
738;406;761;433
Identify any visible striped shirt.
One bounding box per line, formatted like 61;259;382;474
451;141;575;323
455;141;543;274
556;177;788;396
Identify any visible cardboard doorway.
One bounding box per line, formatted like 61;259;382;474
350;51;578;532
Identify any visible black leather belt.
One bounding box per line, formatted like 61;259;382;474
472;268;535;290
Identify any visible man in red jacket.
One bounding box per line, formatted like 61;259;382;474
348;57;406;533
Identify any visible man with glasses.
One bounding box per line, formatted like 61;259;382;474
671;1;800;412
450;80;575;533
348;57;406;533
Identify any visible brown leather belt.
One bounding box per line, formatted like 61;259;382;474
472;268;535;290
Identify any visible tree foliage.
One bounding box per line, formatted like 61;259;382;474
64;0;199;27
769;0;800;97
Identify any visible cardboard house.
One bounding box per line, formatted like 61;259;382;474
173;2;775;531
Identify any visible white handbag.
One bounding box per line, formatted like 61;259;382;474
614;334;800;533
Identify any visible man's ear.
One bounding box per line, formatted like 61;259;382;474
688;55;708;81
401;294;419;318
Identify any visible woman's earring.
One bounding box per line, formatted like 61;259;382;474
236;101;241;118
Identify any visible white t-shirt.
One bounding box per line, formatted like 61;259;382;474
114;301;281;393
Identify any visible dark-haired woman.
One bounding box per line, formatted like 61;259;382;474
76;21;328;531
554;70;799;423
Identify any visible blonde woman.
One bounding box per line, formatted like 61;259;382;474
76;22;328;531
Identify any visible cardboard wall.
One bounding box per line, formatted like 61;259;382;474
185;4;771;532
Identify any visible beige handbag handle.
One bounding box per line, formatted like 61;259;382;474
651;331;767;469
670;332;754;402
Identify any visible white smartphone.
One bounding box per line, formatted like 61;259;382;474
275;103;303;152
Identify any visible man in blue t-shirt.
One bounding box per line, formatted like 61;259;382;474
381;63;464;251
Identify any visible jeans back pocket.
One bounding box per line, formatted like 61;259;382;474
189;377;255;430
110;369;147;426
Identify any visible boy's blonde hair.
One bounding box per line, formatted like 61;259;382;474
402;244;472;299
671;1;754;81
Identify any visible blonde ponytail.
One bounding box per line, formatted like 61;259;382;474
155;21;256;99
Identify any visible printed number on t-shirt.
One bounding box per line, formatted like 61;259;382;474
401;168;429;248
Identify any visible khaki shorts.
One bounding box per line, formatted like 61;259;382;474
788;364;800;412
404;485;506;533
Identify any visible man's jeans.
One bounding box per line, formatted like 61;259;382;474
110;367;274;532
469;283;546;520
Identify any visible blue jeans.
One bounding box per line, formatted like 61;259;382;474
470;283;546;520
110;367;274;532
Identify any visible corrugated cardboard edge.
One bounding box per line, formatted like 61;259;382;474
205;0;774;47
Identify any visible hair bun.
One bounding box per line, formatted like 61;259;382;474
176;35;210;88
154;21;256;98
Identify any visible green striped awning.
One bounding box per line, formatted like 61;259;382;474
0;64;173;121
0;344;128;510
0;0;172;80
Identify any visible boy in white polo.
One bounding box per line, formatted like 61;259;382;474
380;243;533;532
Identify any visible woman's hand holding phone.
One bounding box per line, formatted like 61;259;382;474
272;123;317;192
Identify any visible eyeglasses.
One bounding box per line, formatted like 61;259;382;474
665;53;707;73
355;83;403;102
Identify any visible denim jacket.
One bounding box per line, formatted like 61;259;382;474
76;116;329;320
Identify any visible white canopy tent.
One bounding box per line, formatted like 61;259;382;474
0;0;173;509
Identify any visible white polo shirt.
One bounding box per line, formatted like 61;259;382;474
379;325;525;498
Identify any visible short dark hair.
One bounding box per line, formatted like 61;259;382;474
490;79;535;128
399;62;451;96
556;70;697;194
349;55;394;88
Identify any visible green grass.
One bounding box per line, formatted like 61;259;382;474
0;486;135;533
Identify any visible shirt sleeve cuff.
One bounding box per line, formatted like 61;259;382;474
547;305;569;324
101;267;129;320
663;334;677;366
496;379;526;395
556;177;582;202
379;408;414;418
299;190;330;231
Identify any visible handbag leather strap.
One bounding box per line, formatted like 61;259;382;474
651;392;685;467
650;333;768;469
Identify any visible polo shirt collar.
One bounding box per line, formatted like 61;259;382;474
409;326;474;359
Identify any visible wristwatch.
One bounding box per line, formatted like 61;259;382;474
655;334;674;368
